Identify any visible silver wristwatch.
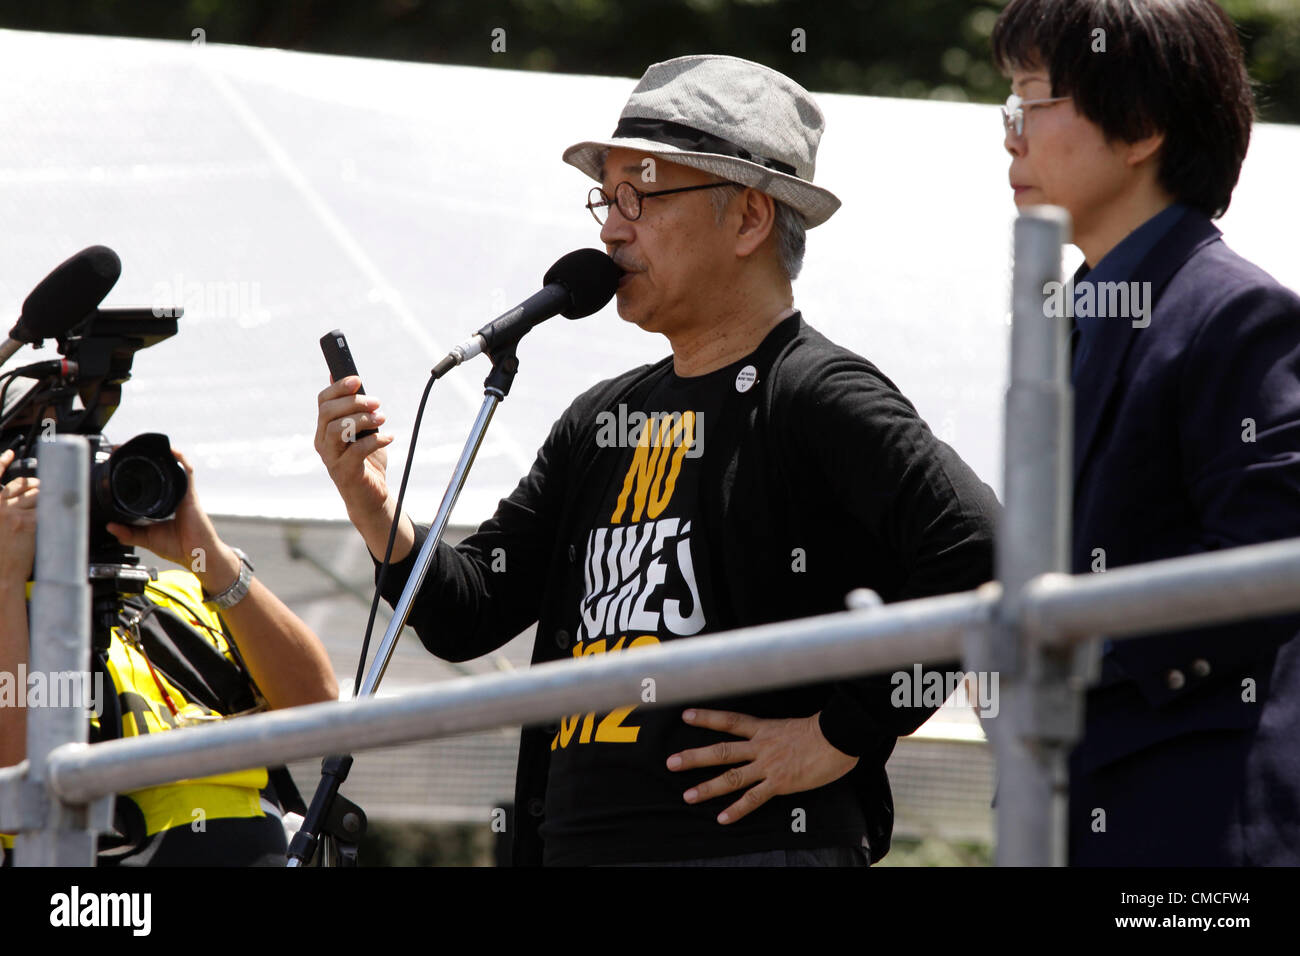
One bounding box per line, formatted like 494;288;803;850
206;547;254;610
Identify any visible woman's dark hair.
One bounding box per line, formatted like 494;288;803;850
992;0;1254;218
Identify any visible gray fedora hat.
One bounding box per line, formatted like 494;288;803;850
563;54;841;227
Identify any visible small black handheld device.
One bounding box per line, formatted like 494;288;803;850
319;329;377;439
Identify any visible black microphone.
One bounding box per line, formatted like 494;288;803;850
0;246;122;366
432;248;623;379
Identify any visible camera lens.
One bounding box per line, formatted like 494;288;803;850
110;456;170;518
92;433;187;526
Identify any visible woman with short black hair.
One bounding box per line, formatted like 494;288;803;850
991;0;1300;867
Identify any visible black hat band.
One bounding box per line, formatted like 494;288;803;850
612;117;798;177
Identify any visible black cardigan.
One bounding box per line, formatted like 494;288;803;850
377;313;1000;864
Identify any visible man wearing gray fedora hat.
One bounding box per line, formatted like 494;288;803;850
317;54;999;866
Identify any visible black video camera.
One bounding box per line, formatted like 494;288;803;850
1;307;188;558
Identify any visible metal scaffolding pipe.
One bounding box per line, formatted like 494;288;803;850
1022;537;1300;644
16;437;95;867
992;205;1076;868
44;589;991;804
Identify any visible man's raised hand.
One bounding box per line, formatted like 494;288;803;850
314;376;394;515
313;376;414;562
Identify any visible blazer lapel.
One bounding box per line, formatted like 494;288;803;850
1072;210;1223;484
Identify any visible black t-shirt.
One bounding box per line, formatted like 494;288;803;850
538;355;866;865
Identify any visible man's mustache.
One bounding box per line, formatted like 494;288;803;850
611;254;644;274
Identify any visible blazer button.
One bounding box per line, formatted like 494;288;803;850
1191;658;1211;678
555;629;570;650
1166;669;1186;691
568;544;577;563
527;797;545;817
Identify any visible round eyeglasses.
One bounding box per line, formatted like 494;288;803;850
586;180;737;225
1001;93;1071;136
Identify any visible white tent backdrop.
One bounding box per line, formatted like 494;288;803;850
5;29;1294;524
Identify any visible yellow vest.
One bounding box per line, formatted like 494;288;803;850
4;571;272;845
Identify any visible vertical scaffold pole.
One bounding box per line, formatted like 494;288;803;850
16;436;96;866
991;206;1093;866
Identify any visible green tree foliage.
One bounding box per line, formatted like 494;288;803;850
5;1;1294;119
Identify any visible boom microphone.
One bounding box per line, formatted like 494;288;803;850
432;248;623;379
0;246;122;366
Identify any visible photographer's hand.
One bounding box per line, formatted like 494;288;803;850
314;376;415;563
0;449;39;586
106;447;338;708
105;447;219;571
0;448;38;767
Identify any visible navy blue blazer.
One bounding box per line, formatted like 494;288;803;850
1067;208;1300;865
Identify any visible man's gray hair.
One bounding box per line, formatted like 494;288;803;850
708;184;806;282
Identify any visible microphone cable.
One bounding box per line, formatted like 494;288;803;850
350;370;437;697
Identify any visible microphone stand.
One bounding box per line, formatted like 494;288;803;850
287;343;521;867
